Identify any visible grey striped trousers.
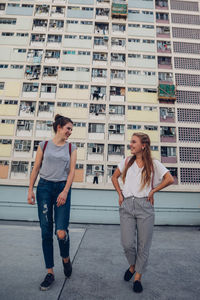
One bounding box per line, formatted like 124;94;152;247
119;196;155;274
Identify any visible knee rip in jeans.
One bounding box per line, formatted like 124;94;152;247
57;230;68;242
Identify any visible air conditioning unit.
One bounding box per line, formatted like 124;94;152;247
94;165;100;171
109;108;115;113
109;124;116;130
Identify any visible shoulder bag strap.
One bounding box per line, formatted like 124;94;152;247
151;165;154;189
69;142;72;156
43;141;48;154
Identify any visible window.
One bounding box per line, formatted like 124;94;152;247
11;65;23;69
127;124;141;130
0;82;4;90
75;85;88;89
59;84;73;89
0;18;16;25
57;102;71;107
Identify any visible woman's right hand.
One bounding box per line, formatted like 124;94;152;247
27;190;36;205
119;193;124;206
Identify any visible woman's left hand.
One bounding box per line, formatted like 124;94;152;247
148;190;155;205
57;190;68;207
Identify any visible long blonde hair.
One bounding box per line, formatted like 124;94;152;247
122;132;153;189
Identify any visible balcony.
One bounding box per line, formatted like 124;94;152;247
112;23;126;35
49;19;64;31
158;56;172;69
30;34;45;47
94;37;108;50
16;120;33;137
10;161;29;180
158;84;176;103
45;50;60;63
91;86;106;101
87;143;104;161
51;6;65;18
25;65;41;80
111;1;128;19
35;121;52;138
111;38;126;51
156;12;169;24
22;83;39;98
47;34;62;47
13;140;31;158
88;123;105;140
168;167;178;185
93;52;108;66
35;5;50;17
40;84;57;99
160;127;176;143
111;53;125;67
160;107;175;123
157;41;171;53
42;66;58;81
96;8;109;19
86;164;104;184
108;144;125;162
19;101;36;117
108;124;124;141
27;50;43;64
89;104;106;120
97;0;110;7
33;19;47;32
38;102;54;118
158;73;173;85
110;86;125;102
156;26;170;38
109;105;125;121
94;23;109;35
110;70;125;84
161;147;177;163
155;0;168;10
92;68;107;83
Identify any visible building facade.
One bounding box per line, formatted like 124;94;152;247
0;0;200;196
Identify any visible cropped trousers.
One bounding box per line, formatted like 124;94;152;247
119;196;155;274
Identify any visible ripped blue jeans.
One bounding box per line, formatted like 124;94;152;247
36;177;71;269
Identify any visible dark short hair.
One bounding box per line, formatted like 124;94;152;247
53;114;73;133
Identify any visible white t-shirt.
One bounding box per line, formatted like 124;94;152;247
118;158;169;198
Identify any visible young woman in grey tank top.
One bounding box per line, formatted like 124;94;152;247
27;114;77;291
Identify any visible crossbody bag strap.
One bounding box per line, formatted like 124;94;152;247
69;142;71;156
43;141;48;154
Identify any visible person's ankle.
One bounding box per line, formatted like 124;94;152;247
63;257;70;263
129;265;135;274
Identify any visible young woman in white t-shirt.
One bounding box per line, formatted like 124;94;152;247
112;132;174;293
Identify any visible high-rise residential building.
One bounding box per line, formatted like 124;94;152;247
0;0;200;193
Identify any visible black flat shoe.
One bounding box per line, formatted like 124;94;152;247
63;259;72;278
133;280;143;293
124;268;135;281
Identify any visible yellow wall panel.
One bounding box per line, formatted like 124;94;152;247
77;148;85;160
0;124;15;136
74;169;84;182
127;92;158;104
71;127;87;139
127;111;158;122
57;88;89;100
0;104;18;116
5;81;21;97
127;130;159;143
55;107;88;119
0;145;12;157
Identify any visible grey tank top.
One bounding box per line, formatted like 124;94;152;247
39;140;76;182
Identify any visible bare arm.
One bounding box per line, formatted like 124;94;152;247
148;171;174;204
56;149;77;207
27;145;43;205
111;168;124;206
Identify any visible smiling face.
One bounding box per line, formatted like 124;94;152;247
57;122;73;140
130;135;145;156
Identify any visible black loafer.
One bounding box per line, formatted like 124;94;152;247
63;259;72;278
124;268;135;281
133;280;143;293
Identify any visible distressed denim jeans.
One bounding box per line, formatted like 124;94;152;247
36;177;71;269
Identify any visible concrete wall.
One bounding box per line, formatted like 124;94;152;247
57;88;89;100
0;185;200;225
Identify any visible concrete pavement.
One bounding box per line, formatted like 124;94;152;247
0;222;199;300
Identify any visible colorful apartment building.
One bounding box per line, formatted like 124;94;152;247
0;0;200;196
